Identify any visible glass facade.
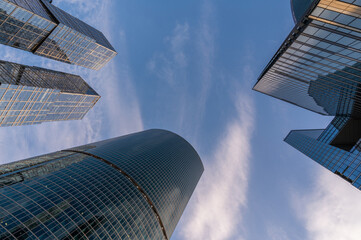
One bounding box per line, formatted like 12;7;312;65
291;0;316;23
0;129;204;240
254;0;361;190
0;0;56;52
0;60;99;127
285;128;361;189
254;0;361;116
0;0;116;70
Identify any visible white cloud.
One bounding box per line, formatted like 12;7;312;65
293;169;361;240
267;225;291;240
147;22;190;86
180;93;255;240
193;0;216;132
168;23;190;68
146;0;216;137
97;31;144;135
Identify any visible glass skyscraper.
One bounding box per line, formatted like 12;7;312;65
0;60;99;127
0;0;116;70
0;129;204;239
254;0;361;190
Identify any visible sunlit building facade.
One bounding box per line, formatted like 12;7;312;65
0;0;116;70
254;0;361;190
0;60;99;127
0;129;204;240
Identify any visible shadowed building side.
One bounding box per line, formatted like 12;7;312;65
291;0;315;23
254;0;361;191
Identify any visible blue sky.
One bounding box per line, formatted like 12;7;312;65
2;0;361;239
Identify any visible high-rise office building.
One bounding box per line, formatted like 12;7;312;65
0;129;204;239
0;60;99;127
253;0;361;189
0;0;116;70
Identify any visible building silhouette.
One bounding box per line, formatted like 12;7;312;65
0;0;116;70
254;0;361;190
0;60;99;127
0;129;204;239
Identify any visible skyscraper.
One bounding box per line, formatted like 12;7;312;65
0;60;99;127
0;129;204;239
0;0;116;70
253;0;361;189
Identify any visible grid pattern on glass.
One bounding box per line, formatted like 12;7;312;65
0;60;100;127
317;116;350;143
285;128;361;189
6;0;54;21
254;0;361;117
340;0;361;7
70;129;204;238
0;60;98;96
0;86;99;127
0;0;116;70
0;0;56;52
0;151;75;176
23;66;98;95
43;92;99;122
0;83;59;127
40;0;115;51
0;152;165;239
35;24;117;70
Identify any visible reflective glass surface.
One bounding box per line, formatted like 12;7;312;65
35;24;117;70
254;0;361;117
0;0;56;51
256;0;361;192
291;0;315;23
0;0;116;70
0;60;99;127
285;128;361;189
0;129;204;240
68;130;204;238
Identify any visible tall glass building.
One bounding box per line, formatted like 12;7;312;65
254;0;361;190
0;0;116;70
0;129;204;239
0;60;99;127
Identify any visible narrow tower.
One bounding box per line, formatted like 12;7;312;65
0;60;99;127
0;0;116;70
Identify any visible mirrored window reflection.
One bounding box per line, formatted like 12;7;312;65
35;24;117;70
0;0;56;51
0;0;116;70
0;154;165;239
339;0;361;7
255;0;361;116
0;61;99;127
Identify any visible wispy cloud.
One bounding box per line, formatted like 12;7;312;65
180;92;254;240
293;170;361;240
267;225;291;240
146;0;216;136
147;22;190;86
145;21;192;133
193;0;216;134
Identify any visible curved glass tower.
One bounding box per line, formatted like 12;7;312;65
0;129;204;239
